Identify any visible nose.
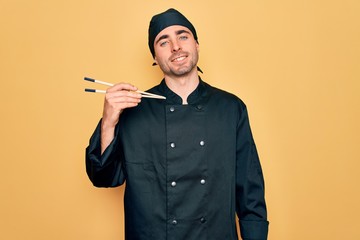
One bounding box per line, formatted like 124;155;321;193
171;40;181;52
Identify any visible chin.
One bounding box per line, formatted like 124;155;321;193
172;64;197;76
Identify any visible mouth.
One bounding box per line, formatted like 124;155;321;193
171;55;187;62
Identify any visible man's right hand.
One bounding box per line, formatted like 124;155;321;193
101;83;142;153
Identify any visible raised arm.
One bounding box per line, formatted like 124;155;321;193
86;82;141;187
100;83;141;154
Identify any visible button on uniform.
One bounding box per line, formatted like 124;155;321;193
165;102;209;235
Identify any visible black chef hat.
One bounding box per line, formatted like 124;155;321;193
148;8;198;59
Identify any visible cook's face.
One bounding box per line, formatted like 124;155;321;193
153;25;199;77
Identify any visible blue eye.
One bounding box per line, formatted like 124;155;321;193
179;35;188;40
160;41;168;47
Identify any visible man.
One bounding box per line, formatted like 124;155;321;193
86;8;269;240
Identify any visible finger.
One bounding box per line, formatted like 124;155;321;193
107;83;138;93
120;102;140;109
106;101;140;113
106;90;142;100
107;96;142;104
105;90;141;100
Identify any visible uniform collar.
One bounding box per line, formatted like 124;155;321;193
157;77;208;105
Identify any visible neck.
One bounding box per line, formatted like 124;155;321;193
164;67;199;104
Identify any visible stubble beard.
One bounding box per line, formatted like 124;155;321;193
158;51;199;77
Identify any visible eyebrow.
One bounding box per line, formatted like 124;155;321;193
155;29;191;45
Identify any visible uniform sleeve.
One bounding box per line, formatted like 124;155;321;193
85;119;126;187
235;103;269;240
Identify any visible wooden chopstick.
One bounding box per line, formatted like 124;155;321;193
84;77;166;100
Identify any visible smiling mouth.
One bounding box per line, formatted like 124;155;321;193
171;55;187;62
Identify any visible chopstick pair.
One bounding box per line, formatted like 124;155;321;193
84;77;166;100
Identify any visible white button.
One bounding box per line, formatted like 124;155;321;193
170;142;176;148
172;219;177;225
170;106;175;112
200;140;205;146
171;181;177;187
200;179;206;185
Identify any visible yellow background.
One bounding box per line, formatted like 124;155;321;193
1;0;359;239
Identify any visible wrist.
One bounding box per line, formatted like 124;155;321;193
101;119;117;133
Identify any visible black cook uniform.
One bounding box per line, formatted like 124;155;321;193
86;78;269;240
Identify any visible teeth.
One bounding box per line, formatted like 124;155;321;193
173;56;186;62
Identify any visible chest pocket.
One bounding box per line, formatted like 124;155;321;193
124;162;155;193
